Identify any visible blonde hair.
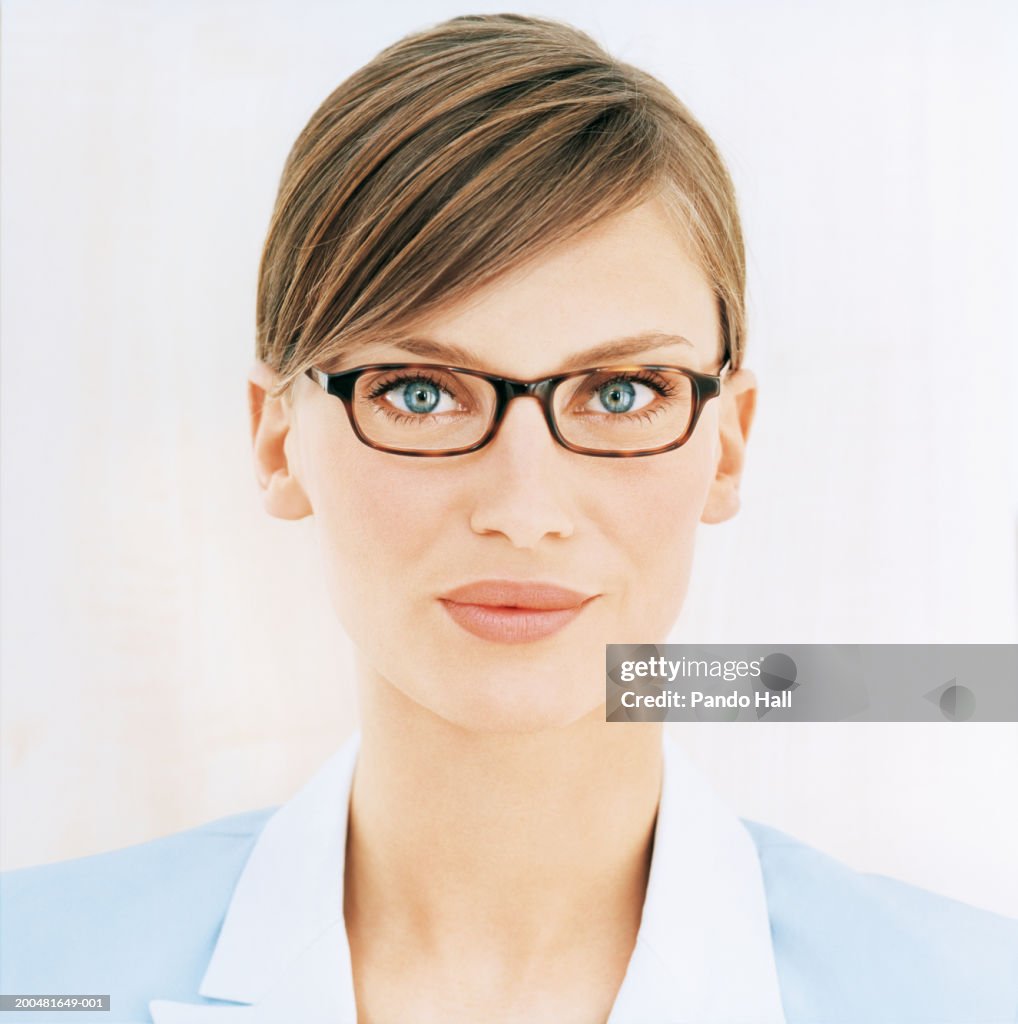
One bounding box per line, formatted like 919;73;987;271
256;14;745;402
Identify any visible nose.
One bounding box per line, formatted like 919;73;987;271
467;395;576;549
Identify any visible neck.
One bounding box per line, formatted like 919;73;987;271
344;663;664;960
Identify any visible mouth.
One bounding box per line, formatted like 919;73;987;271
437;580;597;644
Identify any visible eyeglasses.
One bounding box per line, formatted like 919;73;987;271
303;362;723;458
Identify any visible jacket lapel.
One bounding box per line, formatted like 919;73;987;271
149;735;362;1024
149;919;356;1023
149;731;785;1024
606;735;786;1023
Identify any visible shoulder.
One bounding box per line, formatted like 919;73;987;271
0;807;275;1023
741;818;1018;1024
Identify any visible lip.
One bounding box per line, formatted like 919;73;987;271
438;579;597;644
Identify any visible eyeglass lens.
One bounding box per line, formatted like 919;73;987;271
350;366;696;453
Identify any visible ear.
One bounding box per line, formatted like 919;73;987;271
247;359;313;520
700;367;757;525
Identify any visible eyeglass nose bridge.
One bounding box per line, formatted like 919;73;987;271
486;376;566;450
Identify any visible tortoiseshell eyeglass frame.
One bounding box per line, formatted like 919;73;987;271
303;362;725;458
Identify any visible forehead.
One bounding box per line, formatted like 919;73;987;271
347;198;721;378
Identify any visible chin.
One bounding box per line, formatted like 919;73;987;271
415;670;604;735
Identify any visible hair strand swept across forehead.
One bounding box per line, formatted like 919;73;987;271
256;13;746;401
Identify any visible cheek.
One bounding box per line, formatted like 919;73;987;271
303;434;448;634
604;424;715;547
597;425;717;623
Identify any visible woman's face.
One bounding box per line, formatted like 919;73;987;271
252;196;756;733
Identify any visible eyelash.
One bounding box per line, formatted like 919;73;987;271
578;370;678;403
363;368;679;420
365;370;453;403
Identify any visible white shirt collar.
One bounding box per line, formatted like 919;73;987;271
150;732;786;1024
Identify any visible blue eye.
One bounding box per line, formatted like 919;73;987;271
384;378;458;415
403;380;439;413
590;378;654;415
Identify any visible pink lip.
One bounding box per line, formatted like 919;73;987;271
438;580;597;644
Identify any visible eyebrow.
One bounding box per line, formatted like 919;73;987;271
353;331;695;374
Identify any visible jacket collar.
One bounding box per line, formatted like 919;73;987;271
150;732;786;1024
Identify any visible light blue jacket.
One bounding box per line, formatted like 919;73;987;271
3;735;1017;1023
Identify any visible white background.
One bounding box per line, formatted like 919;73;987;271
2;0;1017;916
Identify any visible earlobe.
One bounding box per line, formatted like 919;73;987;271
700;368;757;526
247;360;313;521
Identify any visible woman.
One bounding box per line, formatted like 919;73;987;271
3;14;1016;1024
